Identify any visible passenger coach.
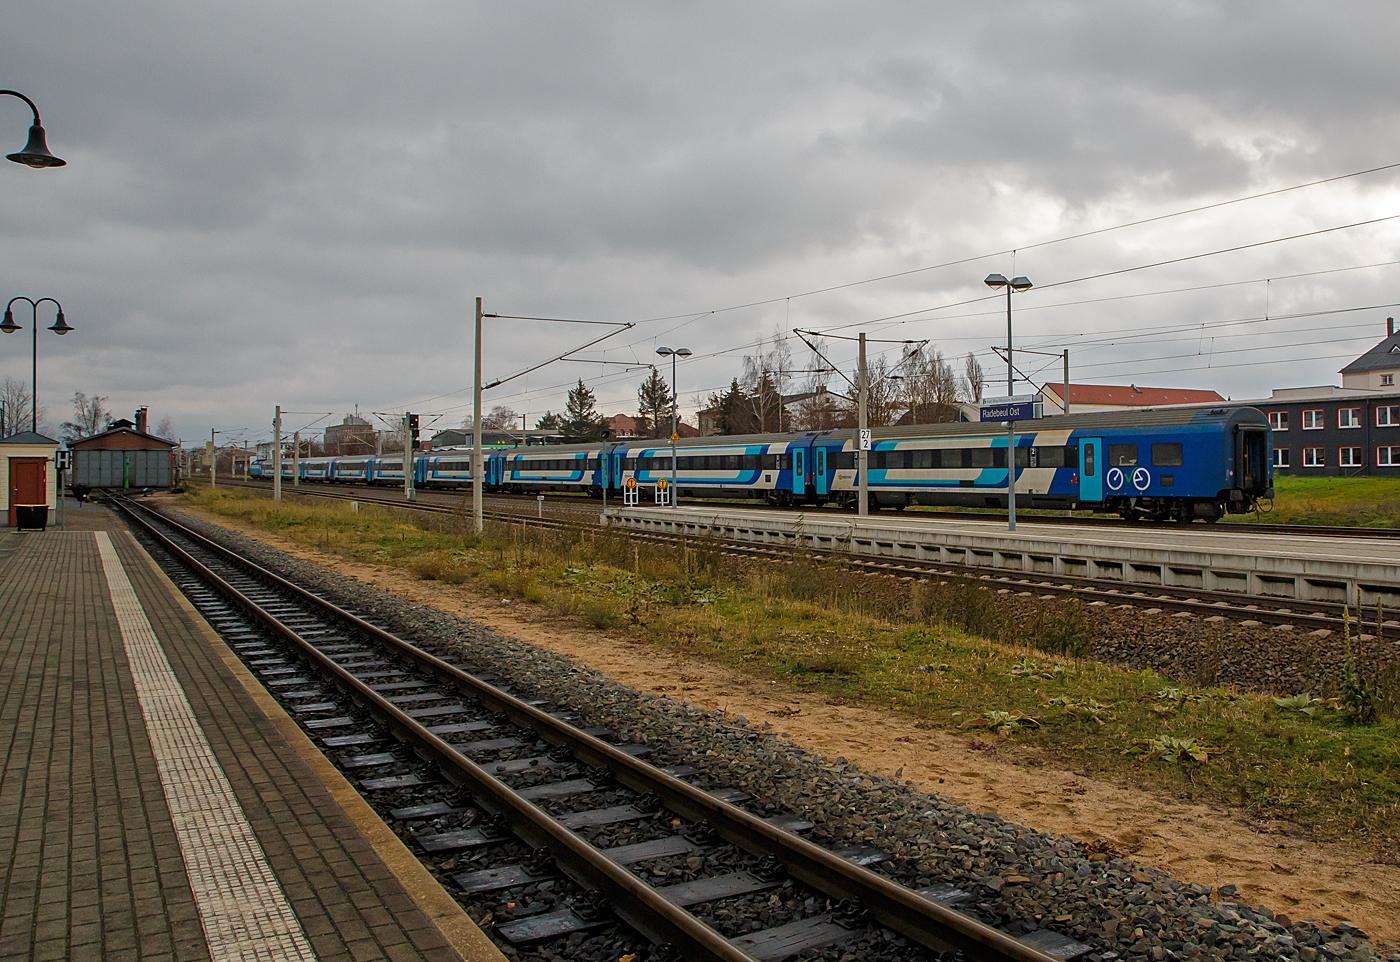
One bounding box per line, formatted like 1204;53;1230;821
249;405;1271;523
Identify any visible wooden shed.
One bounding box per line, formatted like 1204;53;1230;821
69;425;177;496
1;431;59;527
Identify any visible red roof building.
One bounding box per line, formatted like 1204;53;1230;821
1040;382;1225;415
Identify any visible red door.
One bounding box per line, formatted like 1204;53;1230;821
8;458;46;527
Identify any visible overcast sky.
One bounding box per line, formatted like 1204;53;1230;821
4;1;1400;446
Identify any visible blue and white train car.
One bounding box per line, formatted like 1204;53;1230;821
498;443;604;494
814;406;1271;521
607;434;810;503
331;457;373;483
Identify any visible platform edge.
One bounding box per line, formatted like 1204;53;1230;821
120;527;508;962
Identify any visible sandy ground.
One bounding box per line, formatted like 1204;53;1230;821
177;505;1400;944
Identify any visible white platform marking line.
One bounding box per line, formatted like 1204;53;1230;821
95;532;319;962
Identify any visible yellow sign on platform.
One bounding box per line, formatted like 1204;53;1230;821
671;432;679;441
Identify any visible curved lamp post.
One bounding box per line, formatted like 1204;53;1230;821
984;272;1032;531
1;90;65;168
1;297;72;433
655;346;691;507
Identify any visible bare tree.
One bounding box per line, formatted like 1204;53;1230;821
61;392;108;443
0;378;35;437
483;405;521;431
154;415;175;440
963;353;986;404
902;345;960;424
791;336;845;431
844;355;904;427
741;330;793;432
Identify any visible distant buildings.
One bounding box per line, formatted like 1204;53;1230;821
1243;321;1400;477
324;414;376;455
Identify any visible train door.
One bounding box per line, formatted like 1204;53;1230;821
1080;437;1103;502
815;448;827;496
792;447;806;496
1236;427;1267;493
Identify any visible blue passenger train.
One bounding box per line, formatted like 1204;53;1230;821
250;405;1272;522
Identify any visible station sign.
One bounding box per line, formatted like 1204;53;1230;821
980;394;1042;422
859;429;872;451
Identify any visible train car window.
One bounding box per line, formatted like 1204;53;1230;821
912;449;932;470
1107;444;1138;466
1151;443;1184;467
743;454;761;470
1035;446;1065;468
1014;447;1030;468
1063;444;1078;465
970;448;994;468
1084;445;1096;475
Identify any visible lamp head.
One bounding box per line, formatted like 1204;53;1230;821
984;273;1008;290
675;347;692;357
1009;275;1033;291
48;311;71;335
656;346;673;357
0;309;18;334
7;123;65;168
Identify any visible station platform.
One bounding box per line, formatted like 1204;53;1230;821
0;504;504;962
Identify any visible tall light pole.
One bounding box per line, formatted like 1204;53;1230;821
1;90;65;168
655;346;690;508
984;273;1032;531
1;297;72;432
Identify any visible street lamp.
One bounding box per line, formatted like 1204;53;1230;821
1;297;71;433
984;272;1032;531
655;346;691;508
1;90;65;168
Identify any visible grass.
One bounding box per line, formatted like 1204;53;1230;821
180;485;1400;859
1224;474;1400;528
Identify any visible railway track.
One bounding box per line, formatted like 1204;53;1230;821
194;478;1381;631
117;496;1083;962
209;476;1400;540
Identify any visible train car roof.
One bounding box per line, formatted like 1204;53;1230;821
502;404;1266;453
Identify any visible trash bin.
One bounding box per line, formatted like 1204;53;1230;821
15;505;48;531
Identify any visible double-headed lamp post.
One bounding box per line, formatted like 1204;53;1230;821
655;346;691;508
1;298;72;432
984;272;1032;531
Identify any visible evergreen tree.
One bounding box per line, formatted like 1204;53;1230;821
535;411;563;432
636;367;672;439
561;379;605;442
704;379;755;435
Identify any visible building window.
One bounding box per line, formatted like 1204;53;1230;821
1339;407;1361;429
1379;405;1400;427
1302;447;1325;467
1302;409;1324;430
1267;411;1288;431
1273;448;1290;468
1379;446;1400;467
1384;374;1395;386
1340;447;1363;468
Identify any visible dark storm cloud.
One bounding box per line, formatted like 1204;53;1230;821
2;1;1399;440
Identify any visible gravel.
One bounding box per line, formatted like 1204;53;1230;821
161;508;1399;962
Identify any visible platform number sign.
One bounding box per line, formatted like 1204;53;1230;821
859;429;872;451
55;449;71;470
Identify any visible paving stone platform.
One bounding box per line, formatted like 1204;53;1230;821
0;506;504;962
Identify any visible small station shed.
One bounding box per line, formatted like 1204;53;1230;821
1;431;59;528
69;423;177;497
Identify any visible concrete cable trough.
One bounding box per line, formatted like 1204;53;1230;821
609;506;1400;609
